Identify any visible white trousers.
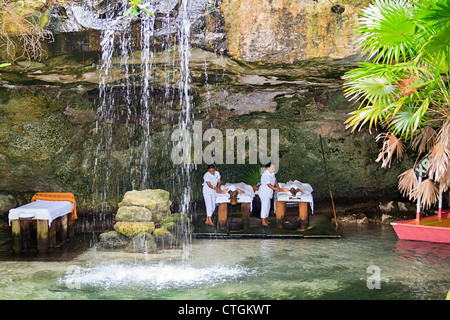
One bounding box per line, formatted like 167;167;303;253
260;196;271;219
203;192;216;217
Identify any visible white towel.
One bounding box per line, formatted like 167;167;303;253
215;182;255;211
276;181;314;214
9;200;73;227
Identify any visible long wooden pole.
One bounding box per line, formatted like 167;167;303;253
319;135;338;229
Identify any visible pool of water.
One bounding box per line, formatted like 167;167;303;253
0;223;448;300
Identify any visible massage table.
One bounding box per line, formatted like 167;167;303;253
274;180;314;229
8;193;77;253
215;183;255;230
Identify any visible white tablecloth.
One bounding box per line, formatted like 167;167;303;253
9;200;74;227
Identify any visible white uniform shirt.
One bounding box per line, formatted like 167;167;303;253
202;171;221;194
259;169;276;199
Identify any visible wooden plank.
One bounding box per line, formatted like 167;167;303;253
241;203;250;230
37;220;49;253
218;203;228;230
11;220;22;253
299;202;309;230
193;215;341;239
275;201;286;229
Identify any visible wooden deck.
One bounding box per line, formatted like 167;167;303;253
193;214;341;239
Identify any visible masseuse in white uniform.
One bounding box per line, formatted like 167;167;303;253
259;162;288;227
202;164;221;226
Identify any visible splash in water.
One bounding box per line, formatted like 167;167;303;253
61;262;255;290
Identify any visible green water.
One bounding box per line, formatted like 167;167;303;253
0;223;448;300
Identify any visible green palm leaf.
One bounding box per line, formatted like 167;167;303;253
356;0;419;63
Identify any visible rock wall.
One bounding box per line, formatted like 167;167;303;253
0;0;414;214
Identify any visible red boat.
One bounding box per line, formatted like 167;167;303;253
391;209;450;244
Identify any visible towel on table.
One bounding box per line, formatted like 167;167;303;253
9;199;74;227
215;182;255;211
276;180;314;214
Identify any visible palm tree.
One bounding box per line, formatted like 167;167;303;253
343;0;450;209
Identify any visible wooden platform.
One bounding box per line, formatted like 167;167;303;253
193;214;341;239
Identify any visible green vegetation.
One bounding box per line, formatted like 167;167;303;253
344;0;450;209
124;0;153;17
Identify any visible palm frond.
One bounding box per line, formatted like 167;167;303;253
375;132;405;168
427;142;450;181
411;126;437;153
398;168;419;199
410;178;439;209
436;117;450;147
356;0;419;64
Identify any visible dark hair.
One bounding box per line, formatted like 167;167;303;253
265;162;272;168
207;164;215;169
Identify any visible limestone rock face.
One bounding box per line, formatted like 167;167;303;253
221;0;368;64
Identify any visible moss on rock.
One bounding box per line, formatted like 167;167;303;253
113;221;155;238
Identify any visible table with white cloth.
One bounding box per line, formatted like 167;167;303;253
275;180;314;229
215;183;255;230
8;199;74;252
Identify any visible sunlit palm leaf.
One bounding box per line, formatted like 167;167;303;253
344;102;388;132
356;0;419;64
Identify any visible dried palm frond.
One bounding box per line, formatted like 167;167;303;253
375;132;405;168
438;164;450;193
398;168;418;199
436;117;450;147
427;143;450;181
397;76;417;96
411;126;437;153
410;178;439;210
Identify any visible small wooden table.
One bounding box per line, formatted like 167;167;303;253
218;202;251;230
11;214;74;253
275;200;309;230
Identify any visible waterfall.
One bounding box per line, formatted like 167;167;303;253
177;0;193;216
90;0;194;218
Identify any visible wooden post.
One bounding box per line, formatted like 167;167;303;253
241;203;250;229
218;203;227;230
60;214;68;242
299;202;309;230
275;201;286;229
68;214;75;238
11;220;22;253
19;219;31;249
49;221;56;248
37;220;49;253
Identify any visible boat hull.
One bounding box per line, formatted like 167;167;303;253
391;210;450;244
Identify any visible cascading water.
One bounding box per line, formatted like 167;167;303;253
176;0;194;217
87;0;195;248
91;0;193;209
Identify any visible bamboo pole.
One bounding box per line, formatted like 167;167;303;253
319;135;338;229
